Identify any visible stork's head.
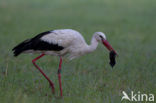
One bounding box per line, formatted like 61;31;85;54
94;32;118;67
94;32;106;42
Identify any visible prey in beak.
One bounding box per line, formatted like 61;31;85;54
95;32;118;68
102;38;117;67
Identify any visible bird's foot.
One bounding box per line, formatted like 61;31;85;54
49;83;55;94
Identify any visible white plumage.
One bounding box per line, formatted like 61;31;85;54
39;29;86;59
39;29;107;59
13;29;115;60
41;29;85;46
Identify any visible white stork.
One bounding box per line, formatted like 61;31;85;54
12;29;117;97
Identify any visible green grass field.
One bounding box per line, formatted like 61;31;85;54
0;0;156;103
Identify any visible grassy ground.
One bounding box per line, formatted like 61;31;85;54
0;0;156;103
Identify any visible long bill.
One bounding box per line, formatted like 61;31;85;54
102;39;118;67
102;39;117;55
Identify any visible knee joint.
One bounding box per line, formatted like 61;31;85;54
58;69;61;74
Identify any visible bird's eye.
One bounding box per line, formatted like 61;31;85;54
99;35;104;40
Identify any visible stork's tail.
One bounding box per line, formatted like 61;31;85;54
12;39;32;56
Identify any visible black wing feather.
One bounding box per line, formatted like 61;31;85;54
12;30;64;56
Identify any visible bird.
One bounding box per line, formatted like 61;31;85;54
12;29;117;97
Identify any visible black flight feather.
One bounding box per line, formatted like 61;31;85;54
12;30;64;56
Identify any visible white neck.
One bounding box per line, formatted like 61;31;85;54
84;36;98;53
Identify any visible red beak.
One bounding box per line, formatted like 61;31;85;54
102;39;118;67
102;39;117;55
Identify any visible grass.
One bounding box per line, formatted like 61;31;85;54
0;0;156;102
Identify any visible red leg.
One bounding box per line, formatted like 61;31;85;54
32;53;55;94
58;57;63;96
